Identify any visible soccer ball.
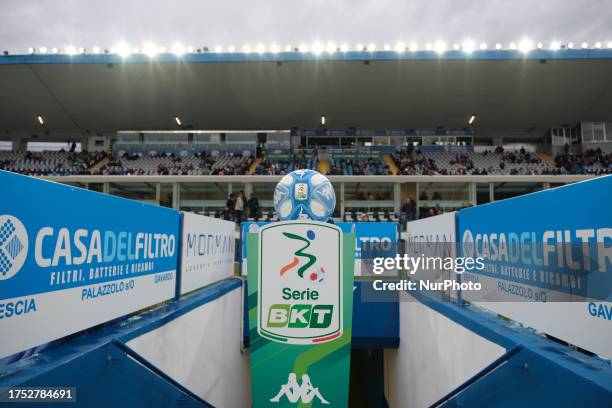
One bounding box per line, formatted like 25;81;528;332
273;169;336;221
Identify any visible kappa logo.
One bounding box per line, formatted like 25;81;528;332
0;215;29;281
280;230;326;283
270;372;329;405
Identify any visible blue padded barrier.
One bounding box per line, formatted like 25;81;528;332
407;289;612;407
0;279;242;407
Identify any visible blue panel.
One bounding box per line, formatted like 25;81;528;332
352;281;399;349
456;175;612;300
0;170;179;299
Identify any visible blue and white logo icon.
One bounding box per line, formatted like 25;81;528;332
0;215;28;280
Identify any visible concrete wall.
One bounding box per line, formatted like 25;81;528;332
384;294;505;408
127;286;250;408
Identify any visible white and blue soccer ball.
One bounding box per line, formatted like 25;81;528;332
273;169;336;221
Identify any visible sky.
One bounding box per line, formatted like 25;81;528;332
1;0;612;53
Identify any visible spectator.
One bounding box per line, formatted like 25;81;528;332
225;193;236;221
401;197;415;229
247;195;260;221
235;191;246;223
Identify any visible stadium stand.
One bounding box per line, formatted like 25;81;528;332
99;152;252;176
0;150;106;176
2;145;611;177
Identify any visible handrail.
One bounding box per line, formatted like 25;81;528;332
40;174;597;184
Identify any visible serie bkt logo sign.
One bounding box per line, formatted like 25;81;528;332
258;221;343;344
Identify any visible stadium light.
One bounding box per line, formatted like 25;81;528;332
383;44;391;51
495;43;502;50
367;43;376;52
311;42;323;55
518;39;533;53
110;47;117;54
581;42;588;49
175;116;182;126
52;47;59;54
171;43;185;56
28;47;35;54
468;115;476;125
425;43;433;51
480;42;487;50
356;43;364;51
36;115;44;125
607;42;612;49
116;43;130;57
509;42;517;50
326;42;336;53
550;41;561;50
409;43;418;52
92;46;101;54
39;47;48;54
462;40;476;53
394;42;405;52
243;44;252;53
340;43;349;52
434;41;447;54
159;46;167;53
214;45;223;53
285;45;292;52
256;44;265;54
187;46;195;53
567;42;574;49
453;43;460;51
228;45;236;53
321;115;326;126
536;42;543;49
298;43;308;52
132;47;141;54
144;43;158;57
65;45;77;56
594;42;602;49
270;44;279;53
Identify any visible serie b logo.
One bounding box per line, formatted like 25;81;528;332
258;221;343;344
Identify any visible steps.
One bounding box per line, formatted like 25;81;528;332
540;153;555;165
88;156;110;174
248;157;262;175
382;154;399;175
317;159;330;175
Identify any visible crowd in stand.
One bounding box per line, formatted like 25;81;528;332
551;147;612;175
393;150;440;175
97;151;252;176
1;145;611;177
253;158;294;175
328;157;391;175
0;150;106;176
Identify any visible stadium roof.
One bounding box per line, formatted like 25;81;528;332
1;50;611;137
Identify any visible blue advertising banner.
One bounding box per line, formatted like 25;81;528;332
456;175;612;358
241;221;398;275
0;171;179;359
